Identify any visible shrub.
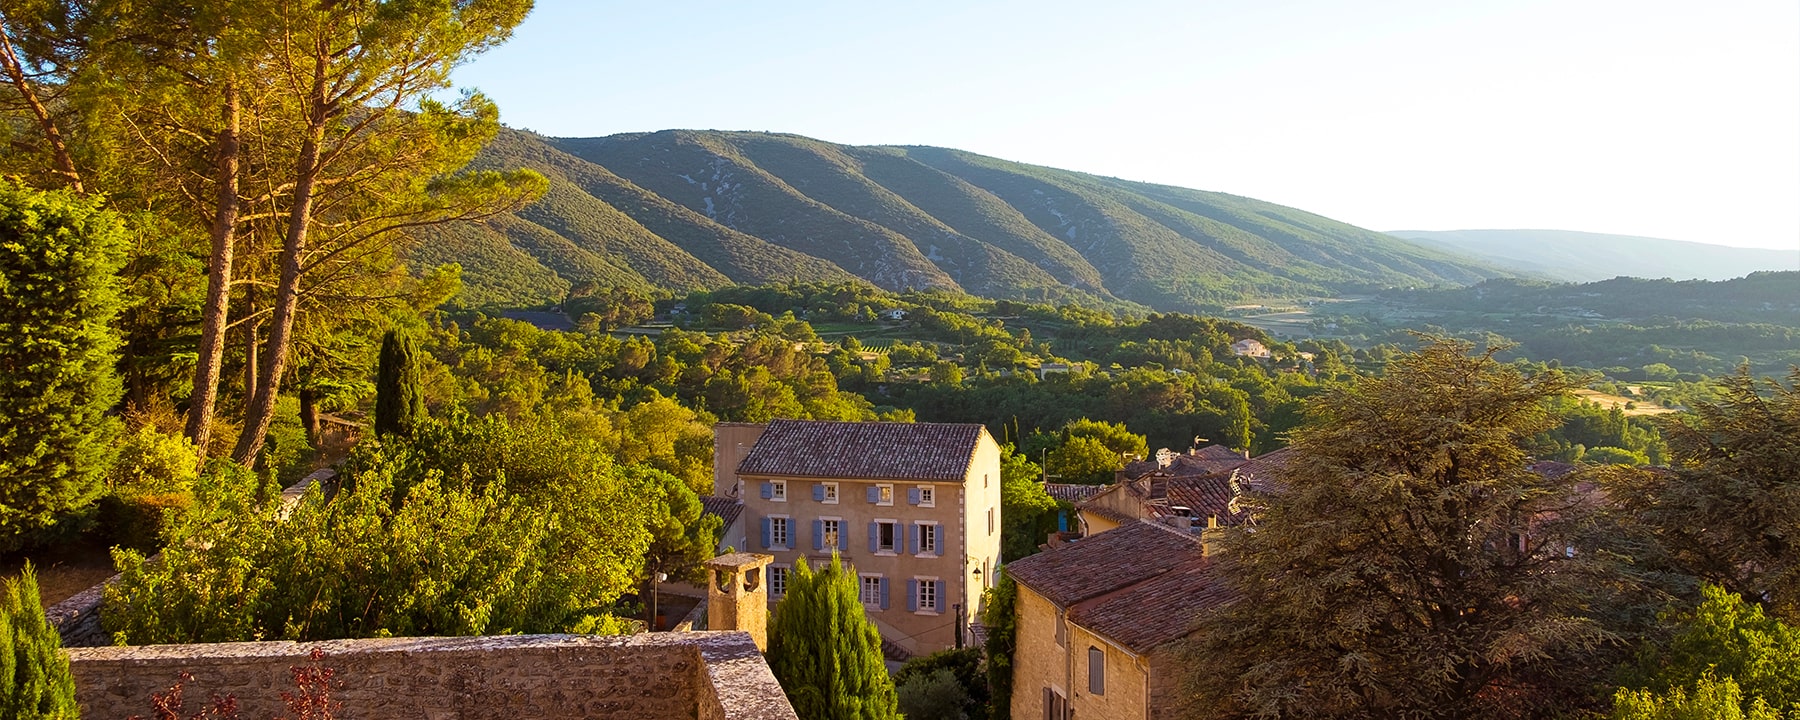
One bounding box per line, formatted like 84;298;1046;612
1;564;79;719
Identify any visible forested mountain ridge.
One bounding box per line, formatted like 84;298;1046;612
1389;229;1798;282
413;129;1509;310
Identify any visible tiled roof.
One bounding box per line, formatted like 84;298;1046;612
700;496;743;529
1005;521;1202;608
1232;446;1299;493
1163;474;1239;524
1045;483;1105;503
1067;556;1233;653
1168;445;1250;476
735;420;987;482
1528;461;1577;480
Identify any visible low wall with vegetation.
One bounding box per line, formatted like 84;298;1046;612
67;632;796;720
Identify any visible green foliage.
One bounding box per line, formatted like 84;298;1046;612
634;464;723;620
999;446;1059;561
1612;675;1796;720
0;564;79;719
564;284;655;331
375;330;426;437
1184;337;1648;718
894;648;987;720
1617;585;1800;717
1604;368;1800;621
896;669;971;720
0;182;126;551
766;554;900;720
1046;436;1118;485
979;570;1018;720
102;413;657;643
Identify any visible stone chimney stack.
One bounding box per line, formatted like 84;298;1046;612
706;552;774;651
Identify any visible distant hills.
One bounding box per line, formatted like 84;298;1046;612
408;129;1508;310
1388;229;1798;283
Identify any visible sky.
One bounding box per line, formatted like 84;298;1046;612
451;0;1800;252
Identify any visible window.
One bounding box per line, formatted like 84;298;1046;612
984;472;989;488
916;485;935;507
914;522;939;556
1055;610;1066;647
859;575;883;607
769;516;790;549
818;518;842;551
877;483;894;506
819;482;839;504
771;480;786;502
769;565;788;597
988;507;995;535
1042;688;1068;720
872;520;898;554
916;578;939;613
1088;646;1106;695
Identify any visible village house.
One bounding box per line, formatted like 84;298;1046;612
713;419;1003;657
1006;520;1233;720
1230;338;1271;359
1076;446;1298;539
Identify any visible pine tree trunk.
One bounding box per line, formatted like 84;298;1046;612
242;315;258;404
0;21;82;193
185;84;242;456
299;384;320;448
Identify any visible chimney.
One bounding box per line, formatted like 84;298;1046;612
1201;515;1223;557
705;552;774;651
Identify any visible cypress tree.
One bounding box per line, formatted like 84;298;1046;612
1;564;79;719
766;554;900;720
0;182;126;551
374;330;425;437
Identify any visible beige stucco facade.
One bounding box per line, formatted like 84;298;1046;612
1011;581;1175;720
714;423;1003;656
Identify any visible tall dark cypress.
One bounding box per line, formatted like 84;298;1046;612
374;330;425;437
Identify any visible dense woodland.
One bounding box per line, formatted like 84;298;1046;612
0;2;1794;719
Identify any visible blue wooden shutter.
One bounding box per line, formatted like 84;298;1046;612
879;578;890;610
868;522;879;552
866;486;880;503
759;482;773;499
906;579;918;612
760;518;772;549
838;525;848;551
908;524;919;555
908;487;920;505
812;520;824;550
812;484;825;502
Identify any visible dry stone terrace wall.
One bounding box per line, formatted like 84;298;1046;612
67;632;797;720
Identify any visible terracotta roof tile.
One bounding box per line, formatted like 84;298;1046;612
1232;446;1300;493
1005;521;1202;608
1045;483;1105;503
1067;556;1233;653
700;496;743;530
1163;475;1241;524
735;420;987;482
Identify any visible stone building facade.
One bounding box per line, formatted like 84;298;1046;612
714;420;1003;656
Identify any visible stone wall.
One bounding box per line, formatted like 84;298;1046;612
68;632;796;720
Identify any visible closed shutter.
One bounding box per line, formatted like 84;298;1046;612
906;579;918;612
813;520;824;551
1089;646;1105;695
760;518;772;549
759;482;773;499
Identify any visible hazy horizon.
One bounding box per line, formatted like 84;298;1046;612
452;1;1800;252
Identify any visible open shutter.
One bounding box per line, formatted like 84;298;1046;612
812;520;824;551
868;522;879;552
812;484;826;502
879;578;890;610
838;526;848;551
759;482;773;499
866;486;880;503
760;518;772;549
906;579;918;612
908;524;919;555
908;487;920;505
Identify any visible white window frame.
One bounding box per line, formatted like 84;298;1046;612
876;483;894;506
770;480;787;502
821;481;840;504
769;564;789;597
821;517;842;549
916;485;935;508
915;576;940;614
859;573;883;608
769;514;791;550
915;521;940;557
875;519;899;555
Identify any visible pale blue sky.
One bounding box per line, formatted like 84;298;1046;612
452;0;1800;252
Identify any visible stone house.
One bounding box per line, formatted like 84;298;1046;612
713;419;1003;657
1231;338;1271;359
1078;446;1297;538
1005;521;1232;720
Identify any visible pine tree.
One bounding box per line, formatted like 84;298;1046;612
766;555;900;720
373;330;425;437
0;181;125;551
1;564;79;719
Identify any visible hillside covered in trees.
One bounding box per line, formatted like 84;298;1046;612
409;129;1509;310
